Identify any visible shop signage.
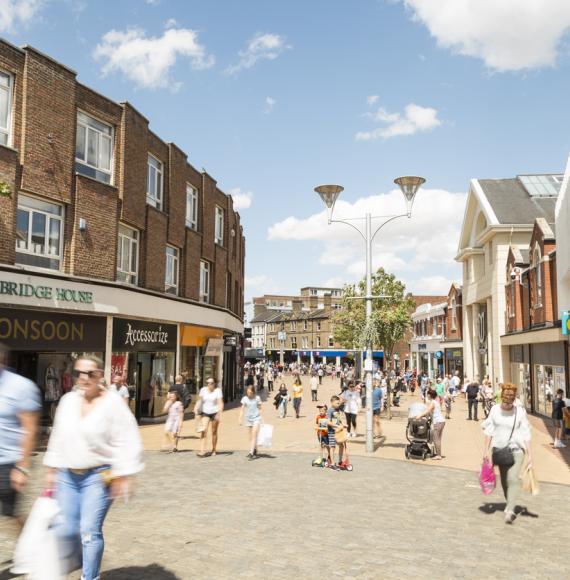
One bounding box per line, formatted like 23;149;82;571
224;335;237;347
0;279;93;304
562;311;570;336
112;318;177;352
204;337;223;357
0;308;105;351
435;351;443;359
418;344;427;350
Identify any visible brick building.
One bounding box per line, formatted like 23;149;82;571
0;40;245;422
502;217;568;415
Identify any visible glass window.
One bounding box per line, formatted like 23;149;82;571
215;206;224;245
15;194;63;270
200;260;210;303
147;154;163;210
328;336;334;347
117;224;139;285
0;71;12;146
533;365;557;417
75;111;113;184
165;246;179;295
316;321;321;331
186;184;198;229
316;336;321;348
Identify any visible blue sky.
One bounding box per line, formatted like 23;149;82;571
4;0;570;313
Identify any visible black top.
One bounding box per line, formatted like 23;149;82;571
466;383;480;400
552;398;566;420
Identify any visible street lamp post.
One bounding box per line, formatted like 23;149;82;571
315;177;426;453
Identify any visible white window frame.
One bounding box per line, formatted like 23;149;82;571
186;184;198;229
117;224;139;285
291;337;297;349
215;205;224;245
200;260;211;303
165;246;179;295
451;298;457;330
303;320;308;331
533;246;543;307
75;110;114;184
316;336;321;348
15;194;64;271
147;154;163;210
328;336;334;347
0;70;13;147
316;321;321;331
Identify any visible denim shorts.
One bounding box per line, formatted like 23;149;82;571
0;462;17;517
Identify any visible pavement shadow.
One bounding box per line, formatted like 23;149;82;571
103;564;180;579
251;452;276;459
478;503;539;519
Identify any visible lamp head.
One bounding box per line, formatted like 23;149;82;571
394;176;426;216
315;184;344;222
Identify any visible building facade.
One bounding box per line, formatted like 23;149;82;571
556;155;570;372
456;174;561;385
410;300;447;377
442;283;463;377
0;41;245;422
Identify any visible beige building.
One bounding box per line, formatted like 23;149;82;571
456;174;562;384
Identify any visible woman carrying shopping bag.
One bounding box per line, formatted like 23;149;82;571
481;383;532;525
239;386;262;459
43;355;143;580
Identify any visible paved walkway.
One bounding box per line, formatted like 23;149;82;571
140;376;570;485
1;451;568;579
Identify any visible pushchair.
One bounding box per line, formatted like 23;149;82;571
405;402;434;460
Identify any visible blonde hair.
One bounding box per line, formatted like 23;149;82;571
500;383;517;396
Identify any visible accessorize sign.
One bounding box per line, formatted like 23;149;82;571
0;279;93;304
0;308;105;350
113;318;177;352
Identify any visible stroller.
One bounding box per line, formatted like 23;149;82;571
405;402;434;461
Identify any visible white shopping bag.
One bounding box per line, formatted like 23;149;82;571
12;494;62;580
257;424;274;448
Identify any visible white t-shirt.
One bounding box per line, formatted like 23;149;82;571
109;384;130;399
200;387;223;414
343;390;361;414
310;376;319;390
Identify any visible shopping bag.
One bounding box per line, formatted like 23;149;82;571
257;423;274;448
12;492;62;579
521;464;540;496
479;459;496;495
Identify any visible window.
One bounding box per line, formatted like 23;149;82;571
186;184;198;229
165;246;179;295
291;337;297;349
316;321;321;331
302;336;308;349
290;321;297;331
75;111;113;184
16;194;63;270
328;336;334;347
117;224;139;284
303;320;308;331
451;298;457;330
316;336;321;348
215;206;224;245
200;260;210;303
508;282;516;319
533;247;542;307
0;71;12;146
147;154;163;210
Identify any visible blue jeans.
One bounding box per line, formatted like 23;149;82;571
55;467;112;580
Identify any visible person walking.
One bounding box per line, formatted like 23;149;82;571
466;378;481;420
0;345;41;537
310;373;319;402
482;384;532;524
552;388;567;448
275;383;289;418
342;382;361;438
267;367;275;393
372;379;384;437
414;388;445;459
318;366;324;385
292;378;303;419
108;374;130;405
239;386;262;459
44;355;143;580
162;391;184;452
195;378;224;457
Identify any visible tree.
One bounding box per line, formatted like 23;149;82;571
332;267;416;367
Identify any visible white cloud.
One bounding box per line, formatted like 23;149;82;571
245;275;280;296
146;0;160;5
225;32;291;75
403;0;570;72
356;102;441;141
268;187;466;295
0;0;43;32
230;188;253;210
264;96;276;114
322;277;347;289
367;95;379;106
164;18;178;29
94;27;214;90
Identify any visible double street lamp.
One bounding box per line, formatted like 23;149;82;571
315;176;426;453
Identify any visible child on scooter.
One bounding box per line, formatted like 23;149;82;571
314;403;331;466
327;396;347;469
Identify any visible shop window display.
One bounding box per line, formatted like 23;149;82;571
533;365;564;417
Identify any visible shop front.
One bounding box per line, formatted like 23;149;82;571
444;348;463;378
0;307;106;423
112;317;177;421
531;342;566;417
509;345;532;412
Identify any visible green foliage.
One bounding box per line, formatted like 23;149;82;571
332;267;415;359
0;181;11;197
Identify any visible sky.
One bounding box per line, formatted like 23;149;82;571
4;0;570;318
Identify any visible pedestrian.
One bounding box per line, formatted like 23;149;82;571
435;377;445;402
466;378;481;420
315;404;332;465
245;372;255;388
44;354;143;580
482;384;533;524
444;381;453;419
310;373;319;402
108;374;130;404
195;377;224;457
292;377;303;419
420;372;429;401
414;388;446;460
162;391;184;452
327;396;347;469
275;383;289;418
552;388;567;448
318;366;324;385
450;371;461;399
267;368;274;392
0;344;41;538
372;379;384;438
342;382;361;438
239;386;262;459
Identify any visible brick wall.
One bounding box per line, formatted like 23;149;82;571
0;146;18;264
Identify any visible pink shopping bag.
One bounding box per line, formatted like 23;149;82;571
479;459;496;495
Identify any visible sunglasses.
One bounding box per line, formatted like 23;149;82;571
73;369;103;379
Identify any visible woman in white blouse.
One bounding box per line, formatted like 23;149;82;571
44;355;143;580
481;383;532;524
195;377;224;457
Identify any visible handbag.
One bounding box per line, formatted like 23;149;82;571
479;459;496;495
520;463;540;496
492;407;517;467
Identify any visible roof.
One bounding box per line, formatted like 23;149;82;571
250;311;286;324
510;246;530;266
534;217;555;240
477;178;558;225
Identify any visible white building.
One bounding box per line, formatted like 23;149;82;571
456;174;562;384
556;156;570;322
410;302;447;378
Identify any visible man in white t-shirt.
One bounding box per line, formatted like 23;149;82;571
310;374;319;401
109;374;130;404
450;371;461;399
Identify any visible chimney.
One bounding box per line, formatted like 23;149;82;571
292;298;302;313
309;296;318;310
324;293;332;312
